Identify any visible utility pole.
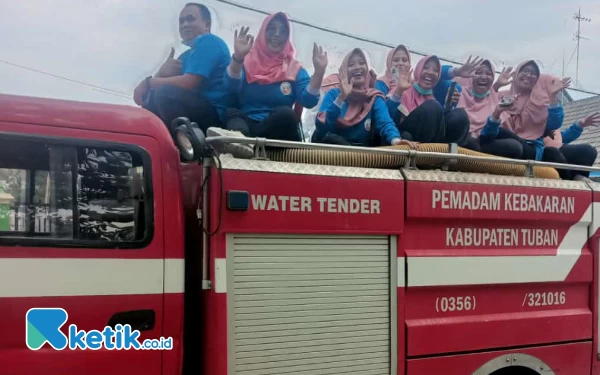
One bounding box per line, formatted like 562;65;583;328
561;48;565;103
573;8;591;87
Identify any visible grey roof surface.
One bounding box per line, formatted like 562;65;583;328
561;95;600;166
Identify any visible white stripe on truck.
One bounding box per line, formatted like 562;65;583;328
408;252;583;287
2;202;597;297
408;203;598;287
0;258;184;298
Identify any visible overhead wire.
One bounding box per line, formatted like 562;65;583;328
0;59;133;100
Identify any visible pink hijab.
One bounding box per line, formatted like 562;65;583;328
401;55;441;113
379;45;411;94
317;48;384;127
456;60;499;137
499;60;557;140
244;12;303;85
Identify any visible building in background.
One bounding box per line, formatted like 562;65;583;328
560;95;600;180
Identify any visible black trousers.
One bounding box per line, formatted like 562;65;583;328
313;100;471;148
393;100;471;147
143;85;220;135
557;143;597;179
536;146;594;180
225;107;301;142
311;130;360;146
311;122;411;146
473;133;523;159
464;136;481;152
482;128;597;179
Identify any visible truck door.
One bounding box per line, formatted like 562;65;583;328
0;127;165;375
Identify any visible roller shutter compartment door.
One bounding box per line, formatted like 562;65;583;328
227;234;394;375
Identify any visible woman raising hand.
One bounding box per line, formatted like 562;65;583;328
543;111;599;181
209;12;328;154
337;69;355;102
313;48;418;149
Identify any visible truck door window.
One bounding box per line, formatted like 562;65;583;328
0;136;151;247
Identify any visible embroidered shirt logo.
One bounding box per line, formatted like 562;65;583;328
280;82;292;96
364;118;372;131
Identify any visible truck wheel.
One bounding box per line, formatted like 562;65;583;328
490;366;540;375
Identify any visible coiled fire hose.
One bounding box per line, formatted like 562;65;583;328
266;143;560;179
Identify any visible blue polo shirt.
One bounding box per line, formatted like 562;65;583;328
225;67;320;121
179;33;233;121
315;88;401;146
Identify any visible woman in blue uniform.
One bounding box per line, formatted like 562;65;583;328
217;12;328;142
312;48;418;149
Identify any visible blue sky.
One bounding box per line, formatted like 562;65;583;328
1;0;599;106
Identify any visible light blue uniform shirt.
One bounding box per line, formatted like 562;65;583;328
315;88;401;146
225;67;320;121
179;33;234;121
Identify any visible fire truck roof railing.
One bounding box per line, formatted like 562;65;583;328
205;135;600;179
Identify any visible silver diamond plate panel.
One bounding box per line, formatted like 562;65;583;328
402;169;590;190
589;181;600;192
217;155;591;190
217;154;404;180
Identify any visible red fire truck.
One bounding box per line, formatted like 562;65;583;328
1;92;599;375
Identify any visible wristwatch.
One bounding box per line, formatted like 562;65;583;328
232;53;244;64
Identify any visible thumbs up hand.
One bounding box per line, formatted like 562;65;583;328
156;47;182;78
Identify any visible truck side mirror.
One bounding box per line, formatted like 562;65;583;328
172;117;209;162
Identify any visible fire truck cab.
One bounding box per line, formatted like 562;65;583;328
1;92;600;375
